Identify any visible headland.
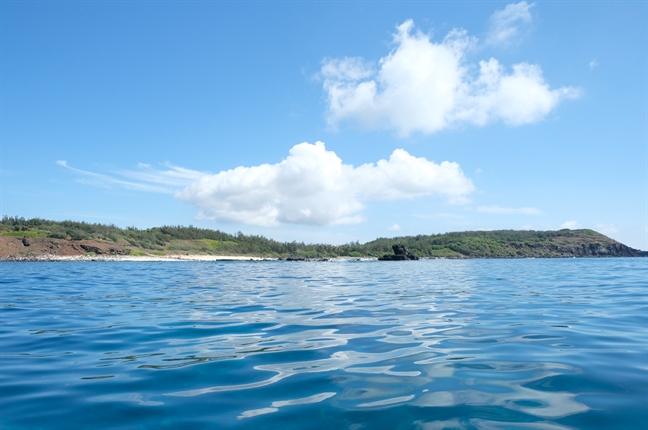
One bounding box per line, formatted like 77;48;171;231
1;216;645;261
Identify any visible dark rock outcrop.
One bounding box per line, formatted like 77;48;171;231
21;237;31;247
78;244;131;255
80;244;104;255
282;257;329;262
393;244;406;256
378;244;419;261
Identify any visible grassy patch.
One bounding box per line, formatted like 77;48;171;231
201;239;220;250
1;230;49;238
428;248;464;258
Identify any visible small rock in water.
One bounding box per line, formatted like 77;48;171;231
378;244;419;261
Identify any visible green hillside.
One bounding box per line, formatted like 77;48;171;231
1;216;643;259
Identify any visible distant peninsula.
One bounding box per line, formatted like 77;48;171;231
1;216;645;261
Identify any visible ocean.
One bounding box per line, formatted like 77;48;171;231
1;259;646;429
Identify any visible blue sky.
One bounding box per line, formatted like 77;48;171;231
2;1;646;250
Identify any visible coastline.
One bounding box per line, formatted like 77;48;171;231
0;254;272;262
0;255;389;262
2;225;645;260
1;254;643;262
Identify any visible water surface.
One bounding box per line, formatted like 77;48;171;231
1;259;646;429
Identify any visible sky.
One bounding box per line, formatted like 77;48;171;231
2;1;647;250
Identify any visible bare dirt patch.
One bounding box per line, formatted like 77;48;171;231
0;236;132;259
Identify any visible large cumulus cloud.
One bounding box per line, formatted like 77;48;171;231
321;17;579;136
175;142;474;226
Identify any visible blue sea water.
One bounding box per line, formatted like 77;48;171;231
0;259;646;429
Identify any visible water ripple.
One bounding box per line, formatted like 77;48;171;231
1;259;646;429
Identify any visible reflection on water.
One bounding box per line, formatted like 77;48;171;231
1;259;646;429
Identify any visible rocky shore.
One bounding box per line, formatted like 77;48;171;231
0;237;269;261
0;255;269;262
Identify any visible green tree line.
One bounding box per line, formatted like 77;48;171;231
0;216;624;258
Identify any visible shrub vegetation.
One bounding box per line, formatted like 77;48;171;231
0;216;630;258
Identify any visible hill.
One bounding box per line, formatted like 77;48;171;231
363;229;644;258
0;216;644;260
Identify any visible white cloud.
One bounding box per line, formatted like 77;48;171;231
58;143;474;227
118;163;204;187
57;160;203;194
321;19;579;136
477;205;541;215
486;1;534;47
560;220;581;229
589;59;599;69
595;223;618;235
388;224;402;231
175;141;474;226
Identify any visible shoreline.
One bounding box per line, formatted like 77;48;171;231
0;254;274;262
1;254;643;262
2;227;645;260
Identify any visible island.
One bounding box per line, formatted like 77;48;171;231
0;216;645;261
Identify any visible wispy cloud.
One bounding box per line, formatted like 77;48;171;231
117;164;204;187
486;1;534;47
321;18;578;136
176;142;475;226
388;224;402;231
477;205;541;215
589;59;599;69
56;160;202;194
